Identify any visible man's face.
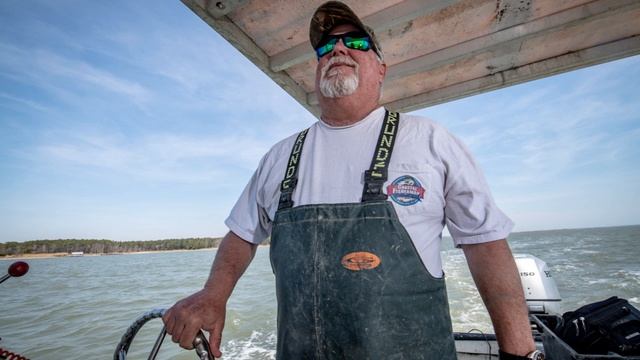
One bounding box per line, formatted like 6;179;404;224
315;24;385;99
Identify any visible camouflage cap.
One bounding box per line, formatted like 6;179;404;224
309;1;383;60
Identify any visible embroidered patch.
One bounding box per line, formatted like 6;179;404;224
386;175;425;206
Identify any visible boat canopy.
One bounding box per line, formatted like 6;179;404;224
181;0;640;117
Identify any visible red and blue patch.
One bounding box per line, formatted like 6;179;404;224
386;175;425;206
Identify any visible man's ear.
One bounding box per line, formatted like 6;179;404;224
379;62;387;81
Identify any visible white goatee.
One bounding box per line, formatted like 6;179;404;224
319;55;359;98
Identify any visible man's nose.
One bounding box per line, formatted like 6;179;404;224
330;38;349;56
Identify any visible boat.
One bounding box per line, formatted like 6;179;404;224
159;1;640;358
7;1;640;359
112;1;640;359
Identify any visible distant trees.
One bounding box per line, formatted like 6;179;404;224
0;237;228;257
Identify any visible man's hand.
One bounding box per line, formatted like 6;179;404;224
163;289;225;357
162;231;258;358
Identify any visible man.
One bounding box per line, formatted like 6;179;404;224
164;2;542;359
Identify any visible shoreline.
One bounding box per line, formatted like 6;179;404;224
0;245;270;261
0;248;218;261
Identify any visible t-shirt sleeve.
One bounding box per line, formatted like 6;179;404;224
439;128;514;247
224;155;272;245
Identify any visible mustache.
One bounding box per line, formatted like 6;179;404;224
321;56;358;76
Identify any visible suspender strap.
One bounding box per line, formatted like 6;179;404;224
362;110;400;202
278;128;309;210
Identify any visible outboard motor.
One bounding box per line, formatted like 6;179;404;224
514;254;562;315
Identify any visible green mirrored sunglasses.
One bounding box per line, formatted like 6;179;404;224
315;31;372;58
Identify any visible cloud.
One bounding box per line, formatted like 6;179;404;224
35;51;152;104
33;130;276;183
428;57;639;189
0;3;317;138
0;42;152;108
1;3;316;196
0;92;53;113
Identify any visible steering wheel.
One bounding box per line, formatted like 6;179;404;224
113;309;213;360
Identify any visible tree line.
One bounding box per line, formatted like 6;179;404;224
0;237;235;256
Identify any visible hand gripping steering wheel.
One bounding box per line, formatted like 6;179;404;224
113;309;214;360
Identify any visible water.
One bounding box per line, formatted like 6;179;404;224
1;225;638;359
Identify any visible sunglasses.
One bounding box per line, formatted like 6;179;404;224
315;31;373;58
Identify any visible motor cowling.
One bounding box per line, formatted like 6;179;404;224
514;254;562;315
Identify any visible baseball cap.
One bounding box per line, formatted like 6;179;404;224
309;1;383;60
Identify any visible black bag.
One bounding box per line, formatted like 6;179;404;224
558;296;640;356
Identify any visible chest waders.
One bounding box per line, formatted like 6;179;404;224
270;110;457;360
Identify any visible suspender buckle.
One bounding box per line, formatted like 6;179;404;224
278;190;295;210
279;177;298;210
362;170;388;202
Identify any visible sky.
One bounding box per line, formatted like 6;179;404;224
0;1;638;242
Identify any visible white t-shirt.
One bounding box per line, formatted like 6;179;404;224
225;107;513;277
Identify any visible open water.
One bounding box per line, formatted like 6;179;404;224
1;225;638;359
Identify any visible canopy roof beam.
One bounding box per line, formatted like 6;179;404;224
182;0;640;117
387;35;640;112
269;0;457;72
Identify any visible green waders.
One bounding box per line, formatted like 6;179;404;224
270;111;458;359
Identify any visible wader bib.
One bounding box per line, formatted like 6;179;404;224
270;110;457;360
